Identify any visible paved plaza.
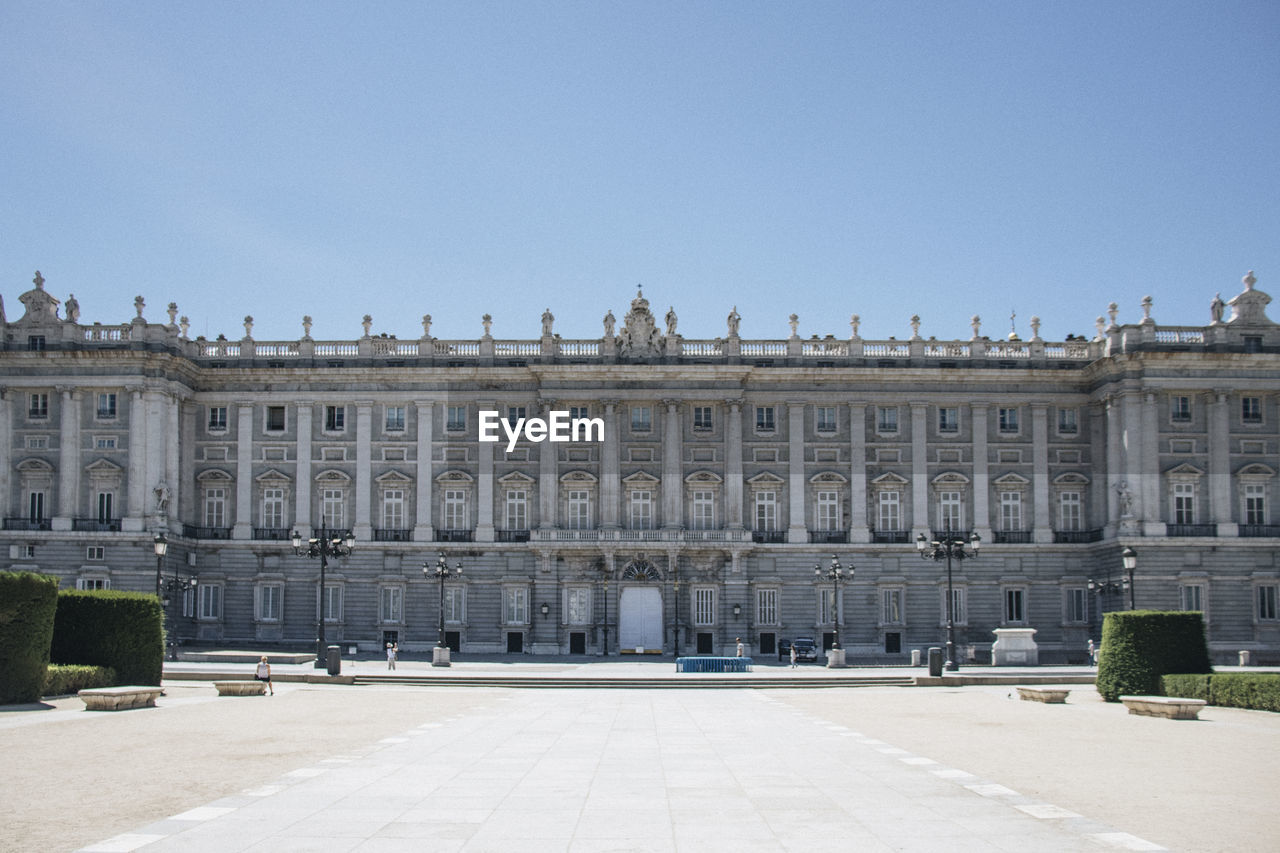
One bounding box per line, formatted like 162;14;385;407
2;661;1277;852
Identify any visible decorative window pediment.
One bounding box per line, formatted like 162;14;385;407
993;472;1031;486
255;468;292;484
435;469;474;484
560;470;598;484
17;458;54;473
809;471;847;485
1052;472;1090;485
498;471;536;486
746;472;785;487
374;470;412;485
870;472;909;487
684;470;723;485
196;468;233;482
84;458;124;476
1237;464;1275;479
1166;463;1204;479
622;471;660;485
316;468;352;484
931;471;971;486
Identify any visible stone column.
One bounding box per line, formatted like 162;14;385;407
1031;403;1052;543
539;401;557;528
476;400;495;542
53;388;80;530
232;402;253;539
1103;394;1124;536
165;392;182;529
1140;389;1163;535
601;401;620;528
1120;389;1145;530
971;403;991;542
179;400;197;531
295;402;313;538
786;401;807;543
0;389;11;519
413;401;434;541
725;400;744;528
144;391;168;526
910;402;929;539
354;401;373;541
1208;392;1236;535
124;388;147;531
848;403;869;543
662;400;683;529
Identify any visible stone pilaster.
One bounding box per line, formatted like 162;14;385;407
1032;403;1052;543
476;400;495;542
910;402;929;539
353;402;373;541
725;400;744;528
662;400;683;529
295;402;313;538
124;388;147;531
601;401;620;527
971;403;991;542
848;402;869;543
232;402;253;539
1209;392;1236;535
0;389;11;519
1140;389;1164;535
413;401;434;541
787;401;807;543
53;388;79;530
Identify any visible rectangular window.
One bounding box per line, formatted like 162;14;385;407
324;405;345;432
937;407;958;433
1066;587;1086;623
878;491;901;532
818;588;836;624
208;406;228;431
1258;585;1278;621
204;488;226;528
505;588;529;624
754;491;777;532
998;407;1020;433
380;587;403;623
629;490;653;530
322;488;345;529
1242;396;1263;424
567;588;591;625
694;588;715;626
27;335;46;351
631;406;652;431
816;406;836;432
693;406;713;431
262;488;284;529
1004;588;1026;623
569;405;589;421
444;489;467;530
29;393;49;419
1171;396;1192;422
96;491;114;523
446;405;466;431
198;584;222;620
1059;492;1082;531
324;585;343;622
382;489;405;530
28;491;46;522
816;491;839;531
568;490;591;530
756;588;778;625
96;393;117;420
691;490;716;530
1000;492;1022;531
25;435;48;449
755;406;776;432
1058;408;1078;434
1180;584;1204;612
881;588;903;624
946;587;966;624
877;407;898;433
1245;484;1267;525
257;584;282;621
95;436;117;450
385;406;406;432
505;490;528;531
77;577;109;590
444;587;464;623
1173;483;1196;525
938;491;962;531
86;545;105;561
506;406;526;427
266;405;285;431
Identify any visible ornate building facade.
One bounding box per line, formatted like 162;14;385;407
2;272;1277;663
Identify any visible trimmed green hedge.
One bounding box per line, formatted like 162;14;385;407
1162;673;1280;713
50;590;164;685
0;571;61;704
44;664;118;697
1160;673;1210;701
1096;610;1211;702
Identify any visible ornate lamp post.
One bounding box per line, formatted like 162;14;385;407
672;562;681;656
599;560;612;656
153;533;198;660
916;526;980;672
424;552;461;666
1088;546;1136;629
291;529;355;668
813;555;850;654
1122;546;1137;610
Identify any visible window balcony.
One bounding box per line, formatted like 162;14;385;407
253;527;290;541
437;529;475;542
183;524;232;540
927;529;974;543
1053;529;1104;544
373;528;412;542
1241;524;1280;538
993;530;1032;544
1167;524;1217;537
872;530;910;544
497;529;531;542
752;530;786;544
4;518;51;531
72;518;122;532
809;530;848;544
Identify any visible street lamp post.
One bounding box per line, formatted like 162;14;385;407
152;533;198;661
916;525;980;672
672;563;681;656
153;532;167;599
291;528;355;668
813;555;850;652
599;561;611;656
1122;546;1137;610
424;553;461;666
1088;546;1136;631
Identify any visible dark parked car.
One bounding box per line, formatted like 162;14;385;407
778;637;818;662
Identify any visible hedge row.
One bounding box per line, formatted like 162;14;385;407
1096;610;1212;701
1162;673;1280;713
0;571;61;704
44;664;118;697
51;590;164;685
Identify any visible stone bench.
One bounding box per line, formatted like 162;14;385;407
1016;687;1070;704
78;686;164;711
1120;695;1206;720
214;680;267;696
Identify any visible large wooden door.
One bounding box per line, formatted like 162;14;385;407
618;587;662;651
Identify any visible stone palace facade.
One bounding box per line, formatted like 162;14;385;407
2;272;1278;663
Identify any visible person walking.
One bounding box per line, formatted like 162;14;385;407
789;644;798;669
736;637;745;657
386;642;398;670
255;655;274;695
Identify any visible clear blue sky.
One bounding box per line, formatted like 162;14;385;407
2;1;1276;343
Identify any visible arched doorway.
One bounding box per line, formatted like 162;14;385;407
618;587;663;652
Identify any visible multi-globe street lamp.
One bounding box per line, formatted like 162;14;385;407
291;529;355;668
915;526;980;672
424;552;462;666
813;555;850;651
153;532;197;660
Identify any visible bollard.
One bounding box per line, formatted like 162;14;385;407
326;645;341;676
911;649;922;667
1239;650;1251;667
927;647;943;677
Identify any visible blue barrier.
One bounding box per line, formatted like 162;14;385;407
675;656;753;673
